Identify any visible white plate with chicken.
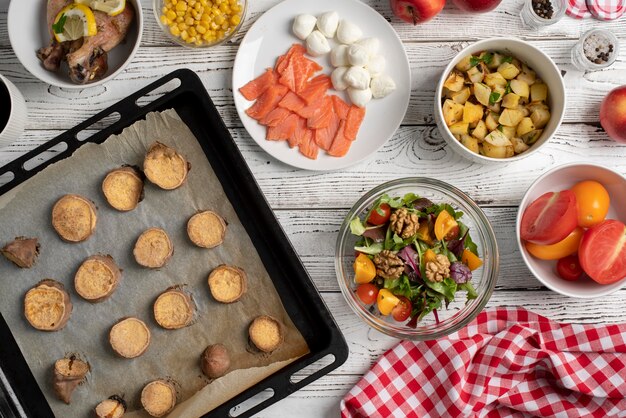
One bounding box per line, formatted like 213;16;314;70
8;0;142;88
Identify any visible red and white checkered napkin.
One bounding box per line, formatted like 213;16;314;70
340;307;626;418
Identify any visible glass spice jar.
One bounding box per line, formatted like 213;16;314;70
571;29;620;71
520;0;567;28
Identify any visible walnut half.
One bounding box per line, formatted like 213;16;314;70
373;250;404;280
425;254;451;283
389;208;419;239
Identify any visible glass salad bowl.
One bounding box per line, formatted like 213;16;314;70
335;178;500;340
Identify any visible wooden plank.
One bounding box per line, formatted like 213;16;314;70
2;0;626;49
0;40;624;130
1;125;625;208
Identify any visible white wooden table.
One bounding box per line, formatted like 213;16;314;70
1;0;626;416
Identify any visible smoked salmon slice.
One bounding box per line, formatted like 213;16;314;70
290;117;310;148
245;85;288;121
298;127;319;160
314;111;341;151
298;75;332;104
266;113;300;141
239;68;277;101
328;120;352;157
295;95;325;119
331;95;350;120
261;107;292;127
275;44;305;74
307;96;333;129
278;91;306;113
345;106;366;141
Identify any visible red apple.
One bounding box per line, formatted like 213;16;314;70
452;0;502;13
600;85;626;143
390;0;446;24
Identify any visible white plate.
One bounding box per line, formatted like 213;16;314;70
8;0;143;89
232;0;411;171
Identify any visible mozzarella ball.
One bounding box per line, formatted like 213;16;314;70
370;74;396;99
355;37;380;56
336;20;362;44
317;11;339;38
347;44;369;67
330;45;349;67
331;67;350;91
343;66;370;90
293;14;317;40
365;55;386;76
348;87;372;108
306;31;331;56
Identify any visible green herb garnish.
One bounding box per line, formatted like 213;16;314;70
52;13;67;34
489;92;501;105
481;53;493;65
470;53;493;68
502;56;513;64
504;81;512;95
469;56;481;68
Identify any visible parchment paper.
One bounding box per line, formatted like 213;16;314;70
0;110;309;417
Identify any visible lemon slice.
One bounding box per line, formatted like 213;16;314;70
75;0;126;16
52;4;98;43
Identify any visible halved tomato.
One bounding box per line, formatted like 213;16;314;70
579;220;626;285
520;190;578;245
391;296;412;322
525;227;584;260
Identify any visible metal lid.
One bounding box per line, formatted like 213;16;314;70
586;0;625;20
567;0;591;18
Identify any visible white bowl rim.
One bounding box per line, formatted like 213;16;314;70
515;162;626;298
434;37;567;163
7;0;144;89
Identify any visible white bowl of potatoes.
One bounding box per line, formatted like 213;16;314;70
434;38;566;163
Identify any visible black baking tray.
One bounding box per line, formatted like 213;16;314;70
0;69;348;418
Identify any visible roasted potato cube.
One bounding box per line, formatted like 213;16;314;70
530;108;551;128
443;99;464;126
497;63;520;80
444;71;465;92
511;137;530;154
449;122;469;135
499;108;525;127
486;53;504;70
501;126;516;139
530;83;548;102
450;87;471;105
484;129;512;147
488;102;501;113
516;117;535;137
455;55;473;72
502;93;520;109
493;85;506;102
484;72;507;89
461;134;479;153
473;82;491;107
467;65;485;83
463;102;484;124
485;111;500;131
517;105;531;117
517;64;537;85
483;142;514;158
521;129;543;144
471;120;488;140
510;79;529;99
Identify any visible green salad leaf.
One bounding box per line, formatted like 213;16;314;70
424;277;457;301
354;243;383;255
458;281;478;300
350;217;366;236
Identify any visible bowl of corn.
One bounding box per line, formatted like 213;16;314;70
154;0;246;48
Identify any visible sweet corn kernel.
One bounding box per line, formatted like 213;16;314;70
160;15;168;25
195;39;203;46
230;14;240;25
181;30;189;40
214;15;225;24
166;10;177;20
170;25;181;36
175;1;187;10
176;16;184;22
188;27;197;36
196;24;207;34
176;10;185;16
178;22;188;30
185;16;194;25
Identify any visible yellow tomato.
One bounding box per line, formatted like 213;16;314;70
424;249;437;264
462;249;483;271
353;253;376;284
570;180;610;228
416;222;434;245
525;227;584;260
377;289;400;315
434;210;459;241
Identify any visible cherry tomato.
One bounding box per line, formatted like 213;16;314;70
520;190;578;245
353;253;377;284
355;283;379;305
391;296;412;322
525;227;584;260
579;220;626;285
570;180;610;228
462;248;483;271
556;255;584;281
434;210;459;241
377;289;400;315
367;203;392;226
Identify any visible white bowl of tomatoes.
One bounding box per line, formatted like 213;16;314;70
517;163;626;298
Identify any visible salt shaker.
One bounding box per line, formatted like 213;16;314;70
571;29;620;71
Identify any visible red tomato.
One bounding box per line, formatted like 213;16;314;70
520;190;578;245
391;296;412;322
355;283;379;304
579;220;626;285
556;255;584;281
368;203;391;225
